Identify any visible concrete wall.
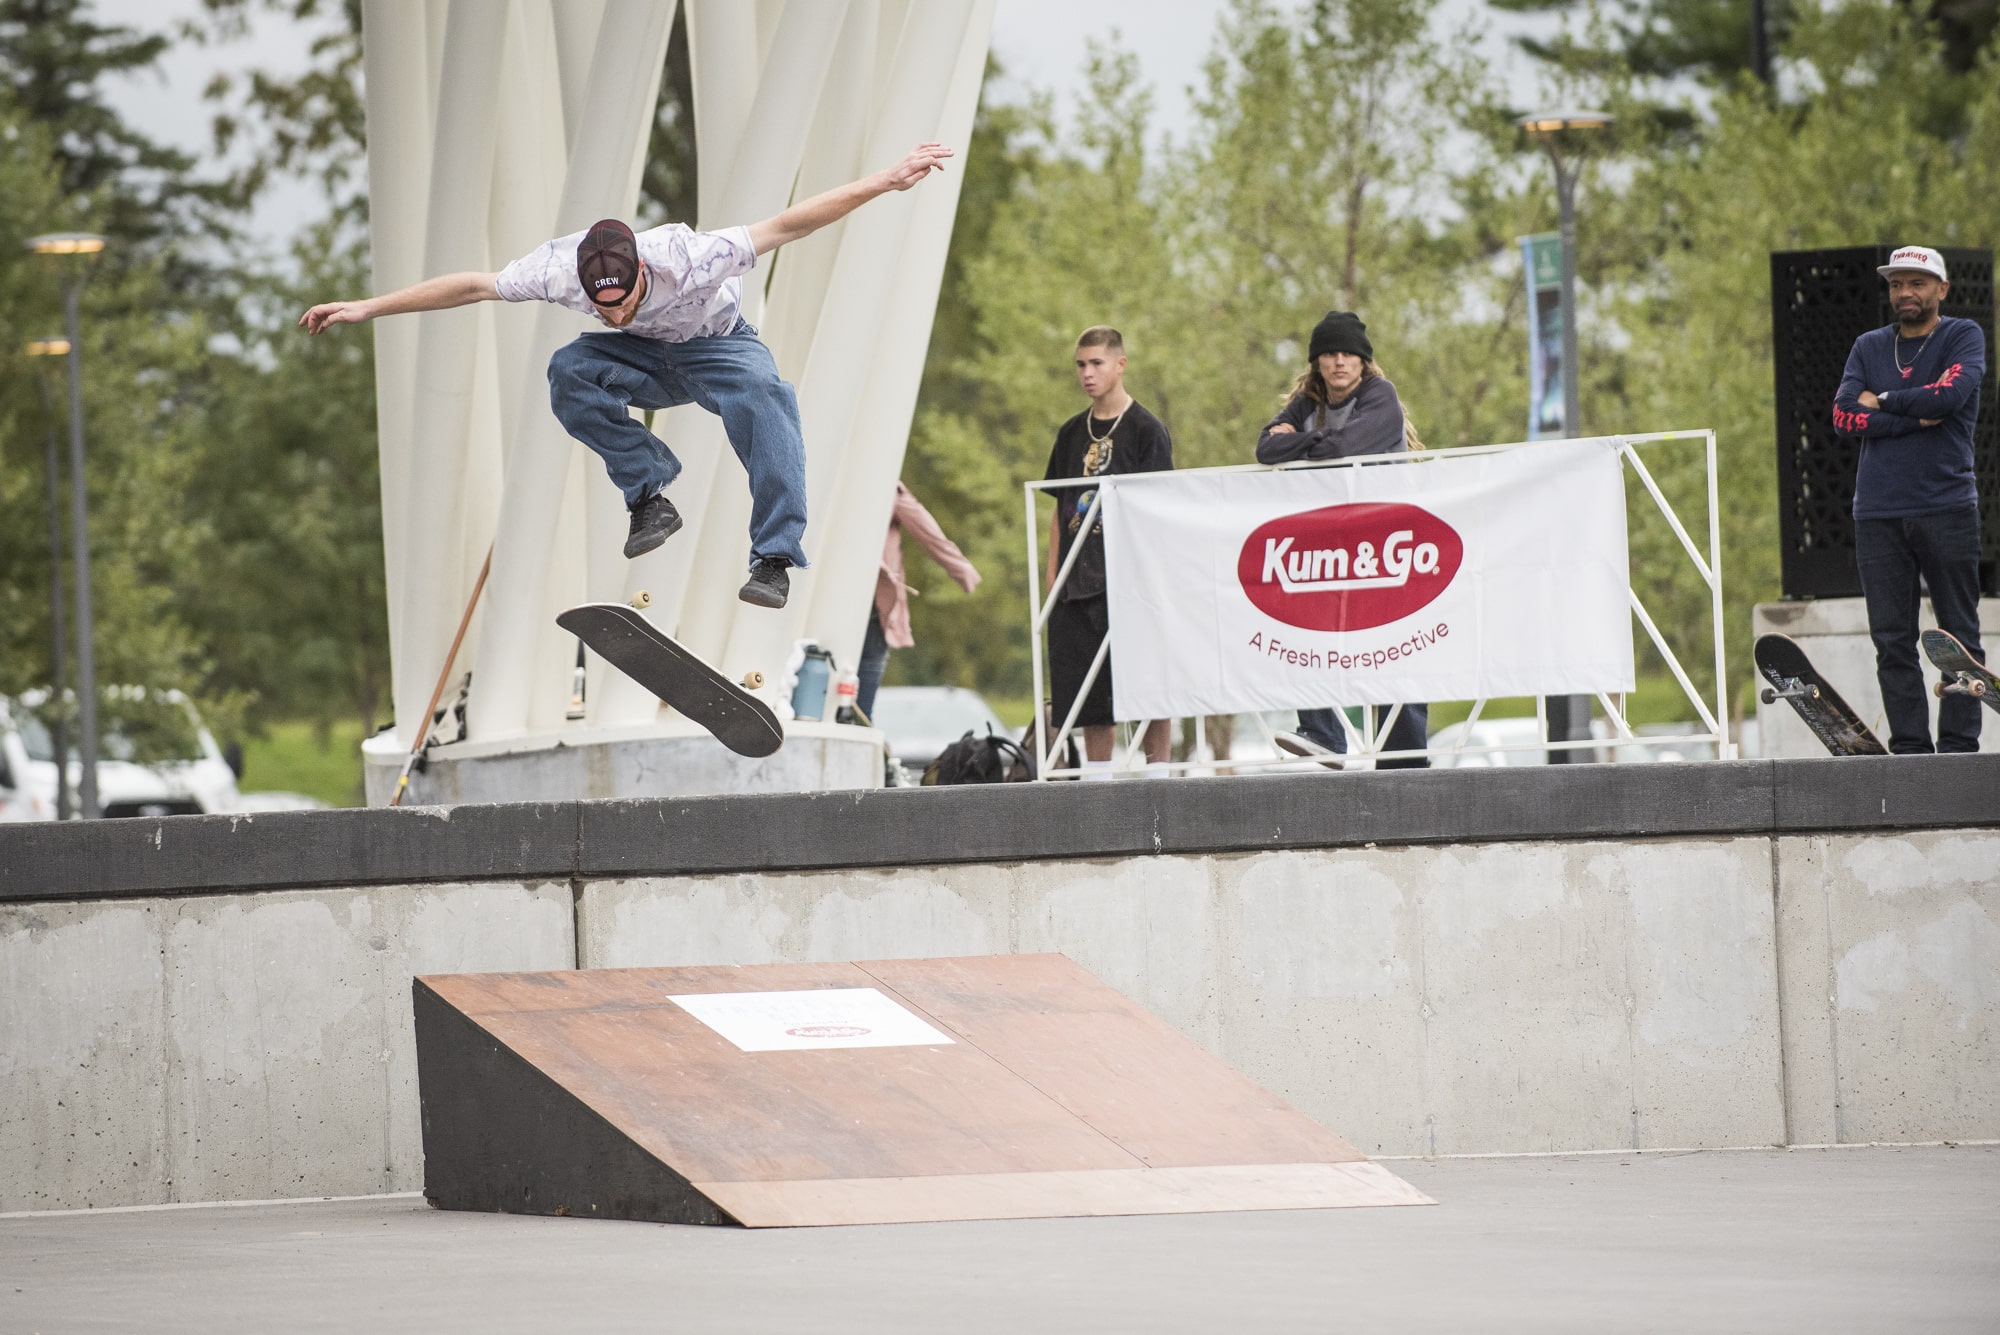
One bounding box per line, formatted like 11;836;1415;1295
0;883;571;1210
4;758;1996;1210
577;839;1792;1157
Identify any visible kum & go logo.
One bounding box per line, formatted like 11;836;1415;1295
1237;502;1463;631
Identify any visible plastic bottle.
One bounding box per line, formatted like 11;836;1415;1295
832;675;859;725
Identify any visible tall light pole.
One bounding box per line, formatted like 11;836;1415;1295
1517;114;1611;763
26;232;107;818
23;337;74;820
1517;111;1612;442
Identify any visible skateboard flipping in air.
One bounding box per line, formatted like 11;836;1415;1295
557;597;781;759
1922;629;2000;717
1754;633;1887;756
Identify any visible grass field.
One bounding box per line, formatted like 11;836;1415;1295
238;720;369;807
990;673;1713;736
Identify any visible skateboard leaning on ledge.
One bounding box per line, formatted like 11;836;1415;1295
556;598;782;758
1921;629;2000;717
1754;632;1887;757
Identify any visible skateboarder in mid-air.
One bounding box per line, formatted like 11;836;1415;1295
300;142;955;610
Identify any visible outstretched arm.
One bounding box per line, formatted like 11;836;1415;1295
299;271;501;334
746;143;953;256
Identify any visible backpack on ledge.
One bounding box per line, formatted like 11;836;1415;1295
921;728;1036;785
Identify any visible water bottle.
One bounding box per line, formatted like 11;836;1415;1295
791;645;833;721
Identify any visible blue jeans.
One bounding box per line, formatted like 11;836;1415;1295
1298;704;1430;769
856;606;889;719
1855;506;1985;754
546;321;809;567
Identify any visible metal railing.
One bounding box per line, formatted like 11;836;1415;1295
1023;430;1731;778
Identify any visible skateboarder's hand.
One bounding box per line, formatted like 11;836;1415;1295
881;143;953;191
299;300;370;335
1858;390;1880;409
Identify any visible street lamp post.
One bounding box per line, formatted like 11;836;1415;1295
23;338;73;820
1517;113;1611;763
1517;111;1612;442
26;233;107;818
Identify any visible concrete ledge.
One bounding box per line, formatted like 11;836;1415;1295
5;755;1997;904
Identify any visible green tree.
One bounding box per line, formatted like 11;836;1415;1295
1587;3;2000;699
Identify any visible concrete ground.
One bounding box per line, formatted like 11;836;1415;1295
3;1146;1994;1334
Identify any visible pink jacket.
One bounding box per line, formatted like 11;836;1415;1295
876;482;980;649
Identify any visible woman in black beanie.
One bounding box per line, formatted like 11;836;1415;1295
1258;310;1430;768
1255;310;1422;463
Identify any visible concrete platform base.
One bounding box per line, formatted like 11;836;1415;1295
1753;597;1999;758
360;719;884;805
4;1146;1993;1333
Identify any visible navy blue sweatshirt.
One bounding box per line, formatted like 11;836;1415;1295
1832;316;1985;519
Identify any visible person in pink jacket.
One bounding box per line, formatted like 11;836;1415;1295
858;482;981;719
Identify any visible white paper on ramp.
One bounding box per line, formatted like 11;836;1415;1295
1100;438;1635;720
670;987;957;1052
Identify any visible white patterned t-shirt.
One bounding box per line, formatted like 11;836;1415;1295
493;223;757;342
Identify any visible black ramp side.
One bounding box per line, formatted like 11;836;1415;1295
412;979;733;1226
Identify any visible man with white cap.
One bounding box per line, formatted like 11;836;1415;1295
1831;244;1988;753
301;143;955;611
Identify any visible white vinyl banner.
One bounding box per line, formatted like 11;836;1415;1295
1100;438;1635;719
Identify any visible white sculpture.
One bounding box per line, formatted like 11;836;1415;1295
354;0;994;799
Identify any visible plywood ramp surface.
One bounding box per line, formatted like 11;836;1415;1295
414;954;1432;1227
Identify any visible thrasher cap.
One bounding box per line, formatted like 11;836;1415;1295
1877;245;1948;282
578;219;640;306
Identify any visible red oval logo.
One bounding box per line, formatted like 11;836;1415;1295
1237;502;1463;631
786;1025;871;1038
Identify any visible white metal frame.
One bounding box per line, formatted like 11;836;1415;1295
1024;430;1733;778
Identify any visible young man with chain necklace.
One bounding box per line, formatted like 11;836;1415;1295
1832;244;1988;753
1042;326;1174;777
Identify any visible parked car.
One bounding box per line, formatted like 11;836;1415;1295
869;686;1012;773
1;687;243;818
0;697;55;822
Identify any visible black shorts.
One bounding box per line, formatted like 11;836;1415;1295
1048;594;1115;729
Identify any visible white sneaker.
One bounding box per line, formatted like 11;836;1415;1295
1272;731;1344;768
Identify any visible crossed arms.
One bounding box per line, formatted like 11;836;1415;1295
299;143;953;334
1831;323;1987;437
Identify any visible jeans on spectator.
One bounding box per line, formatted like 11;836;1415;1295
546;320;809;567
1855;506;1985;754
1298;704;1430;769
857;606;890;720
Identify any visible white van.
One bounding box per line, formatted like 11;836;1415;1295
0;687;242;820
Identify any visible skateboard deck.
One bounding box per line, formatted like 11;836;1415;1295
557;602;782;758
1754;633;1887;757
1921;629;2000;716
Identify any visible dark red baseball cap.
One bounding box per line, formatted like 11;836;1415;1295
578;219;640;306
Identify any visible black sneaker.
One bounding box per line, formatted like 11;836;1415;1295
623;491;682;559
739;556;791;608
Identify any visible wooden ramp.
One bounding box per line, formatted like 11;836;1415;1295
413;953;1431;1227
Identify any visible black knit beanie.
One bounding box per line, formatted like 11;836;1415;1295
1307;310;1372;362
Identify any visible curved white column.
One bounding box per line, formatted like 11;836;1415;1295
363;0;991;779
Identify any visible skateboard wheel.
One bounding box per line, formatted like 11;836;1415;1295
1936;681;1949;699
629;590;652;609
1758;688;1777;705
1972;679;1989;698
741;671;765;689
1806;685;1820;700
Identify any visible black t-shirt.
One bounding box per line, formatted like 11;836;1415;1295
1043;400;1173;602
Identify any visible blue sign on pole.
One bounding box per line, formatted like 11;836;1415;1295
1521;233;1565;439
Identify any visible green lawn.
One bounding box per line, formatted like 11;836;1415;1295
238;719;369;807
987;673;1711;735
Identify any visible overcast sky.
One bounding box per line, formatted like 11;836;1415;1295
88;0;1555;252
